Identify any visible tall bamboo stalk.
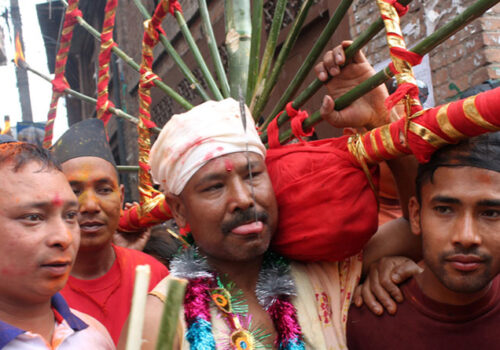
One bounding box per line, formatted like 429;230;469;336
249;0;288;116
266;0;354;121
132;0;211;101
225;0;252;98
175;10;224;100
270;0;499;145
198;0;231;98
246;0;263;103
154;278;188;350
60;0;193;110
259;0;412;142
251;0;314;120
19;60;162;133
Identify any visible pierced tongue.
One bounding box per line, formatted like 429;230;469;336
231;221;264;235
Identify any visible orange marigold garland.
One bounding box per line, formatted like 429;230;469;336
43;0;82;148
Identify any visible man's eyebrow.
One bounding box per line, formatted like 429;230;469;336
69;177;115;186
197;172;225;185
18;200;79;209
478;199;500;207
94;177;116;185
430;196;460;204
239;160;260;171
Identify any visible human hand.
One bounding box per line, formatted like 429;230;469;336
113;202;152;251
353;256;423;315
314;41;391;130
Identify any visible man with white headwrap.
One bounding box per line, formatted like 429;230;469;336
118;44;419;349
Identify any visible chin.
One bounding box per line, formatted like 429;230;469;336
443;274;492;294
78;236;112;252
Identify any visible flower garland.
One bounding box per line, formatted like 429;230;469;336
170;247;305;350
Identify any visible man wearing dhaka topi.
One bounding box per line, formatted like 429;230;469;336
0;136;114;349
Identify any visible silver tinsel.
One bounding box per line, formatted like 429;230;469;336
255;260;296;310
172;246;297;310
170;247;213;279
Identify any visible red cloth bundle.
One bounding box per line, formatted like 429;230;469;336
266;137;379;262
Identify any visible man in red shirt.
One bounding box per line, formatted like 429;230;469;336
53;119;169;344
347;132;500;349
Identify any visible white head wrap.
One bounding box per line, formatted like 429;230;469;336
149;98;266;195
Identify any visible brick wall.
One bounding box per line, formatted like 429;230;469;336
348;0;500;104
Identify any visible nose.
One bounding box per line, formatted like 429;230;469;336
47;217;75;250
451;211;481;248
228;177;254;213
79;190;100;214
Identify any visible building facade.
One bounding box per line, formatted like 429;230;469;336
38;0;500;201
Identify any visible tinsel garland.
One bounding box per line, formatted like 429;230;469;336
170;247;305;350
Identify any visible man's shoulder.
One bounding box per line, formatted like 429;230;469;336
69;309;115;347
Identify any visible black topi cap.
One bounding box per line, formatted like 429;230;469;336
52;118;116;167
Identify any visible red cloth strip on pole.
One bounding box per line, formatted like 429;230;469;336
118;0;173;232
96;0;118;125
43;0;81;148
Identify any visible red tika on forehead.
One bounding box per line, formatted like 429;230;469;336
224;159;234;172
52;194;63;207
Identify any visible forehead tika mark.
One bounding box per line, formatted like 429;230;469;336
225;159;234;172
52;194;63;207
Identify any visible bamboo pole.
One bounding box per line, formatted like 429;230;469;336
125;265;151;350
269;0;499;146
175;10;224;100
266;0;354;122
259;0;412;142
251;0;315;119
60;0;193;110
117;165;140;172
246;0;263;103
198;0;231;98
249;0;288;116
155;278;188;350
132;0;211;102
225;0;252;99
18;60;162;133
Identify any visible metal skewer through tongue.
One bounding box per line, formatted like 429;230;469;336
238;89;259;223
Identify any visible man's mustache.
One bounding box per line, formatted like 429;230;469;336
221;208;268;235
441;246;491;261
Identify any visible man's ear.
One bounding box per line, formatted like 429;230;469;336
119;184;125;208
165;194;187;228
408;196;422;236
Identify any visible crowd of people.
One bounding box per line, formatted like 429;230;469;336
0;42;498;350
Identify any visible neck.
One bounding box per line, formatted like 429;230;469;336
206;255;264;293
415;261;492;306
71;243;116;280
0;297;54;342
